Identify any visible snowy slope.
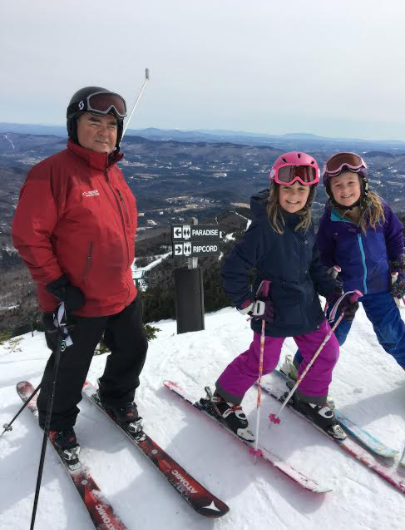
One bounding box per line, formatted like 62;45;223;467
1;305;405;530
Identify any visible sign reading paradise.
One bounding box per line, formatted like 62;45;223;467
171;224;222;257
171;224;221;241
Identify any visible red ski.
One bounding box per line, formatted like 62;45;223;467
82;380;229;518
17;381;129;530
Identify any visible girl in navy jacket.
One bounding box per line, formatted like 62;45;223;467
202;152;355;442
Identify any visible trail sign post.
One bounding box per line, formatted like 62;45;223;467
171;219;222;334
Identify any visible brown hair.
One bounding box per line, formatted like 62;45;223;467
266;185;313;234
360;191;385;232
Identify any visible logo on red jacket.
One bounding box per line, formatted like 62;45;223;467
82;190;100;197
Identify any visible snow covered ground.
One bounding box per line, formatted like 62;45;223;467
1;304;405;530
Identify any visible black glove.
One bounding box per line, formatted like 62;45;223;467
326;287;359;322
46;275;85;312
390;255;405;299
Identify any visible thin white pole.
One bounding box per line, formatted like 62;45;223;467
122;68;150;140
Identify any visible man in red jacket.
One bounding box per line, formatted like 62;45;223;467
12;87;148;454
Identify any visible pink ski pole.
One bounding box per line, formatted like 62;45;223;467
269;290;362;425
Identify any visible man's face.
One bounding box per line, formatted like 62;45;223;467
76;112;118;154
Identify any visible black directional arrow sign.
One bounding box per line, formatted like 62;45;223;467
172;242;221;257
171;224;221;241
173;243;184;256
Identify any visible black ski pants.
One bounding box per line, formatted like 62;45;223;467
37;296;148;431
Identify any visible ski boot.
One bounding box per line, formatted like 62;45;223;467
96;379;144;437
283;386;346;440
49;428;81;468
280;354;299;381
199;387;255;442
280;355;336;409
100;398;144;437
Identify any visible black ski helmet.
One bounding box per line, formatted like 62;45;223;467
66;86;127;150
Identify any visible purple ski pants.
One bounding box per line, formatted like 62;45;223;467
216;319;339;405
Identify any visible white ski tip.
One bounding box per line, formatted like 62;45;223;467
204;501;222;512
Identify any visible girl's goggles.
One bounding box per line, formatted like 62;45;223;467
73;91;127;119
270;164;319;186
324;152;367;176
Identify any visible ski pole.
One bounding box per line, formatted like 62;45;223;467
269;290;362;425
0;383;41;439
121;68;150;140
252;319;266;464
330;265;341;280
249;280;270;464
323;265;341;313
30;303;71;530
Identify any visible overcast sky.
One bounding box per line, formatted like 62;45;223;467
1;0;405;140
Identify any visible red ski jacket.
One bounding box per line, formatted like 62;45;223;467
12;140;138;316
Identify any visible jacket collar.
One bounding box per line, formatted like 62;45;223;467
282;210;301;227
67;140;124;170
330;207;354;224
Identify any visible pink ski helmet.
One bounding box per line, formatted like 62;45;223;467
269;152;320;186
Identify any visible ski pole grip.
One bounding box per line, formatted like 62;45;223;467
349;290;362;303
257;279;271;298
331;265;341;280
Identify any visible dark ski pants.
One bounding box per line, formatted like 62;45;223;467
37;297;148;431
294;292;405;369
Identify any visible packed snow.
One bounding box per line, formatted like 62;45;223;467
1;304;405;530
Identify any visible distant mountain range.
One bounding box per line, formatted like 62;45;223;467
2;125;405;247
1;122;405;151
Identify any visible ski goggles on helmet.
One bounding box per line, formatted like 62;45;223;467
69;91;127;119
270;164;320;186
323;152;367;176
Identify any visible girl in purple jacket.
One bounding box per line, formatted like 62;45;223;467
291;152;405;376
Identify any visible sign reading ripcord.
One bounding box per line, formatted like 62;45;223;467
172;242;220;257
